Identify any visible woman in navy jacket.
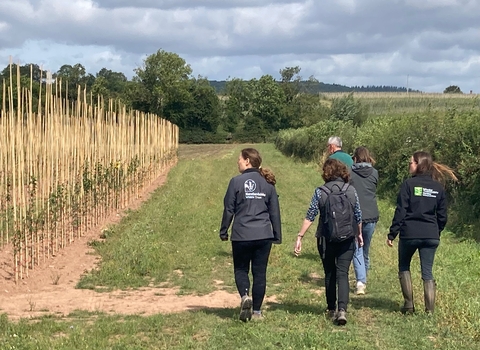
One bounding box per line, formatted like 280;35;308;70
220;148;281;321
387;151;456;314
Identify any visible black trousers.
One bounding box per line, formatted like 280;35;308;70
232;239;273;311
318;237;355;311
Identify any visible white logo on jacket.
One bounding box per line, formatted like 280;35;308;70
244;179;266;199
244;179;256;192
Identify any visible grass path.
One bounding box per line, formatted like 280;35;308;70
1;143;480;349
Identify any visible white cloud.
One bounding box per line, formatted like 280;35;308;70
0;0;479;92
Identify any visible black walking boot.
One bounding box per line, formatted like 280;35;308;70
423;280;436;314
399;271;415;314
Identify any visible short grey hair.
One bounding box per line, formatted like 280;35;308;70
327;136;342;148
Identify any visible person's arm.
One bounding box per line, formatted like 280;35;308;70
436;189;447;235
388;181;409;242
268;187;282;244
219;178;236;241
294;189;320;255
353;190;363;247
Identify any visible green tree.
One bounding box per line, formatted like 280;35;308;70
223;78;253;133
183;77;221;131
330;92;368;126
95;68;127;99
0;63;44;112
133;49;192;123
55;64;94;100
250;75;285;131
444;85;462;94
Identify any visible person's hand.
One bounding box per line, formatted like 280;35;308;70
220;235;228;241
294;236;302;256
386;239;393;247
356;234;364;247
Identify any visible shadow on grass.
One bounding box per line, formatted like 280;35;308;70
215;250;232;258
184;297;399;320
265;301;326;315
350;295;399;312
294;252;320;262
188;306;237;320
298;271;325;287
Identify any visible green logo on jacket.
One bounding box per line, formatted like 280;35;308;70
414;187;423;196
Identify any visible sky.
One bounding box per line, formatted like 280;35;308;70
0;0;479;93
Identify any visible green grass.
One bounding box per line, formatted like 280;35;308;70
1;143;480;349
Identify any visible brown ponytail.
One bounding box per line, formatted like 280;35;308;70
413;151;457;185
241;148;276;185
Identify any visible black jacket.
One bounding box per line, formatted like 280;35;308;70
350;162;379;223
219;168;282;243
388;174;447;241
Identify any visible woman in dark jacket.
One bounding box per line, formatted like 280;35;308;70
294;158;362;326
350;146;379;295
387;151;456;314
219;148;282;322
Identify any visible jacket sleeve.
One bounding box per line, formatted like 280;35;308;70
388;181;409;241
268;186;282;244
436;189;447;234
219;178;236;240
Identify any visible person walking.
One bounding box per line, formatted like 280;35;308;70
327;136;353;168
350;146;379;295
219;148;282;322
387;151;457;314
294;158;362;325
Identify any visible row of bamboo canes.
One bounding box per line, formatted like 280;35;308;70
0;63;178;283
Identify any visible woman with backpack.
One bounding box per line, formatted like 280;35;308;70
294;158;363;325
219;148;282;322
387;151;456;314
350;146;379;295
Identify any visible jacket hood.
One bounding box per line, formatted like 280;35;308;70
352;162;373;178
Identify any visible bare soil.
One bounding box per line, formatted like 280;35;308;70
0;160;242;321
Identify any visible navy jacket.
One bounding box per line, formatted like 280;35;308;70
220;168;282;243
388;174;447;241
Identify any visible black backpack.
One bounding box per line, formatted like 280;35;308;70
320;183;356;243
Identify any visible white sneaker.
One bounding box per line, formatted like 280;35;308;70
356;281;366;295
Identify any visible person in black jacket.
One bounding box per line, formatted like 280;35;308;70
350;146;379;295
387;151;457;314
294;159;363;326
219;148;282;322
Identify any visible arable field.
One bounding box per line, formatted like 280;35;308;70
1;144;479;349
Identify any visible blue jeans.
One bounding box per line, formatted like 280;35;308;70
353;222;376;284
398;239;440;280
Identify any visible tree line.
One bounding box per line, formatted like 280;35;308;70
0;49;414;143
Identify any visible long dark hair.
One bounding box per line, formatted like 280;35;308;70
412;151;457;184
241;148;276;185
353;146;375;165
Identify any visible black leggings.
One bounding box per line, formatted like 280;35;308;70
318;237;355;311
232;239;273;311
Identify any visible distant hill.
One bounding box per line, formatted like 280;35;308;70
209;80;420;94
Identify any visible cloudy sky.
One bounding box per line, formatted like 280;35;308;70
0;0;479;92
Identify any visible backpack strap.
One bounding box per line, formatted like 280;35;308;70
341;183;350;192
319;185;331;195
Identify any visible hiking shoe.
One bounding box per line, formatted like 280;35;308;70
325;309;336;320
335;309;347;326
251;312;264;321
239;295;252;322
356;281;366;295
